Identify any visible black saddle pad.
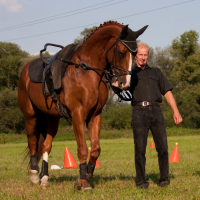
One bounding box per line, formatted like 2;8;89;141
29;57;51;83
28;44;80;85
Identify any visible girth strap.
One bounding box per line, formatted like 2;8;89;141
52;94;72;124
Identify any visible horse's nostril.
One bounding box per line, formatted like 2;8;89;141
119;82;123;86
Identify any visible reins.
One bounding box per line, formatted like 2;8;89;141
55;37;132;77
40;38;132;79
56;57;110;75
56;57;132;77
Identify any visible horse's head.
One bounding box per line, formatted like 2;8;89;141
106;24;148;90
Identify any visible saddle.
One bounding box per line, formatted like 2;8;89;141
28;43;81;123
29;43;80;95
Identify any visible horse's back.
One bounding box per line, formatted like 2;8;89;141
19;60;62;117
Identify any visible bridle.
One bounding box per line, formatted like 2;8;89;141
105;37;133;77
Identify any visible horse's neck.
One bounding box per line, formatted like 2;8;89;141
80;26;121;70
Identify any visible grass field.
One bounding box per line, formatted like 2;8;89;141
1;135;200;199
1;127;200;144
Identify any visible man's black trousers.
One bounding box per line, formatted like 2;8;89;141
131;105;169;185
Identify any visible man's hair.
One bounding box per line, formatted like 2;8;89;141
137;42;150;52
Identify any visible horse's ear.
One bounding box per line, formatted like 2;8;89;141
135;25;148;39
119;24;129;39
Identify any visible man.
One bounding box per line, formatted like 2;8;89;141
130;42;182;189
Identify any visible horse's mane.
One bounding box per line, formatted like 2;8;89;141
82;21;124;44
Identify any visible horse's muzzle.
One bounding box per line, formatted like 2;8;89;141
111;76;130;90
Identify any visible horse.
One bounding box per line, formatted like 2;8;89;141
18;21;148;192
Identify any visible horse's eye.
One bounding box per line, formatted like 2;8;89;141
118;51;125;57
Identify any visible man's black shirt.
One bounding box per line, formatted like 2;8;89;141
130;64;173;105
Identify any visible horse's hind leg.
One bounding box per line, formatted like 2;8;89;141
18;70;42;185
25;116;41;186
20;104;47;186
39;115;60;189
24;110;48;186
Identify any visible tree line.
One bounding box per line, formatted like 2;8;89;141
0;28;200;133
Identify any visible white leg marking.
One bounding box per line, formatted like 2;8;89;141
39;152;49;188
43;152;48;162
41;175;48;184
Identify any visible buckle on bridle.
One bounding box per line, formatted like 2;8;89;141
142;101;149;106
108;68;115;77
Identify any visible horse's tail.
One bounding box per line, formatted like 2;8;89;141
36;132;46;163
23;133;45;170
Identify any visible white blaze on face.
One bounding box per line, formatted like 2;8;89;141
124;52;132;88
111;52;132;89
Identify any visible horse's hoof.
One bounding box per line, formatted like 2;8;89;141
74;177;92;193
83;187;93;193
40;183;49;190
40;175;49;189
30;171;40;185
30;180;39;186
74;177;81;190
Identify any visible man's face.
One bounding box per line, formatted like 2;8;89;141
135;46;149;68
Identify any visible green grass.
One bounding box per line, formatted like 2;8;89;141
1;136;200;199
1;127;200;144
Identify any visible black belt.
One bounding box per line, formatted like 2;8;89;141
134;101;164;107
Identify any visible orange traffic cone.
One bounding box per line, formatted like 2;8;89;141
150;139;155;148
88;147;101;168
63;147;78;169
169;143;179;163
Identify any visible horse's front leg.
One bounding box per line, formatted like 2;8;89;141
72;108;92;192
39;116;60;189
86;114;101;179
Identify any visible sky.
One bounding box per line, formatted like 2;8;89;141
0;0;199;55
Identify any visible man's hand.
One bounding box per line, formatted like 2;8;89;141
173;112;183;125
164;91;183;125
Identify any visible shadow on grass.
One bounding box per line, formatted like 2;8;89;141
49;175;77;183
90;174;136;188
48;174;136;188
194;171;200;176
146;172;175;183
48;172;175;188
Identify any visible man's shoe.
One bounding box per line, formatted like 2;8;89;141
137;181;149;189
157;179;170;187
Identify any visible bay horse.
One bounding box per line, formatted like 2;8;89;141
18;21;148;191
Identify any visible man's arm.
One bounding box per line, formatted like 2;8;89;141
164;91;183;125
